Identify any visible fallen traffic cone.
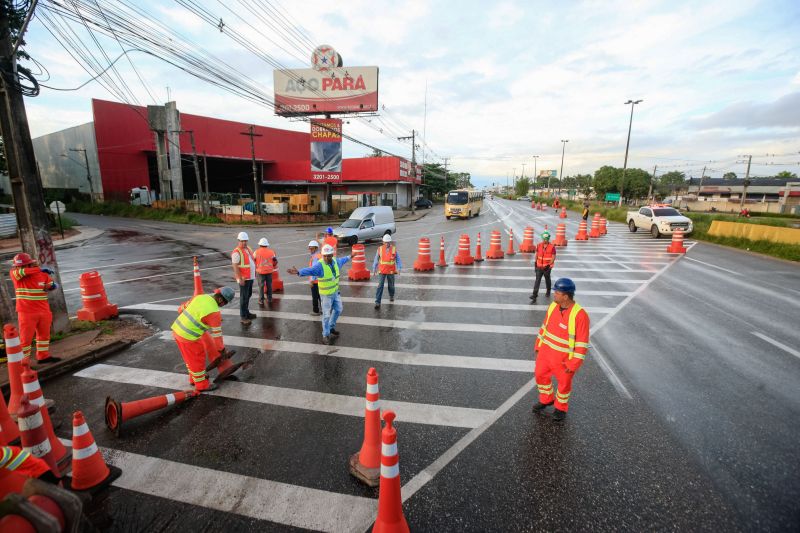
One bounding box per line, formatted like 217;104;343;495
599;217;608;236
454;234;474;265
559;207;567;219
349;368;381;487
473;232;484;262
372;410;409;533
412;238;434;271
505;229;516;256
436;236;447;267
16;395;60;477
271;264;285;292
666;228;687;253
4;325;26;417
519;226;536;253
65;411;121;492
20;362;70;471
0;391;19;445
486;230;504;259
589;214;601;238
575;220;589;240
348;244;371;281
105;389;200;437
553;223;568;247
76;271;118;322
192;256;203;296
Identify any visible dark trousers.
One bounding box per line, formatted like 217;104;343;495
239;279;253;317
375;274;395;304
310;283;321;313
257;273;273;303
533;267;552;297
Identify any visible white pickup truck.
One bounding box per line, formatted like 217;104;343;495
626;205;693;238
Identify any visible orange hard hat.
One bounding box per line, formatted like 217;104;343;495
13;253;34;266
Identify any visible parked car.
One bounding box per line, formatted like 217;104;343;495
518;196;531;201
334;206;396;245
414;198;433;209
626;204;693;238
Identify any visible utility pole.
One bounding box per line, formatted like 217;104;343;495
532;155;539;196
203;151;210;210
0;3;69;332
739;155;752;210
240;125;263;215
558;140;569;196
398;130;416;212
619;99;643;207
69;148;94;203
648;164;657;202
696;165;706;202
442;157;449;195
186;131;206;216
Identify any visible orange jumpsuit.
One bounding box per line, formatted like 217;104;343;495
11;266;54;361
534;302;590;412
173;295;225;390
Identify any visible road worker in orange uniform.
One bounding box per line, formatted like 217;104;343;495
254;237;277;307
0;445;59;486
529;231;556;304
372;234;402;309
171;287;234;392
532;278;590;422
322;227;338;251
10;253;60;365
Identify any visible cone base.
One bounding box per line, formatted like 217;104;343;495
575;235;588;240
486;253;504;259
436;262;448;267
453;258;474;265
667;246;687;254
473;257;484;262
76;304;118;322
519;246;535;253
348;452;380;487
505;251;516;256
64;464;121;495
348;272;371;281
413;262;434;271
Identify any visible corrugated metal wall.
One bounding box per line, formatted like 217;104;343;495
32;122;102;197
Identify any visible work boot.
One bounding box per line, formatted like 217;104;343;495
374;303;380;309
258;300;265;307
529;294;537;302
194;380;217;392
321;336;331;345
545;292;551;298
532;401;552;413
247;313;257;320
310;311;321;316
34;357;62;365
330;329;340;338
241;318;252;326
551;409;567;422
390;296;394;302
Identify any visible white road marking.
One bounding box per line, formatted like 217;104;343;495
407;272;646;283
338;281;632;296
449;265;651;273
63;265;230;292
684;256;742;275
74;364;492;428
60;252;223;274
751;332;800;360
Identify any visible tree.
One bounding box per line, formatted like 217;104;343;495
451;172;472;189
775;170;798;179
722;172;737;180
575;174;593;198
593;166;621;198
514;177;531;196
560;176;577;192
421;163;447;197
622;168;652;200
658;171;686;198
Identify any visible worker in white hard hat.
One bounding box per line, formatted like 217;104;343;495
307;240;322;316
372;233;402;309
254;237;277;307
288;244;350;345
231;231;256;325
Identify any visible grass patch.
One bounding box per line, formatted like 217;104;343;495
51;319;114;342
67;201;223;225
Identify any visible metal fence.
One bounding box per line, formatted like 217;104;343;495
0;213;17;238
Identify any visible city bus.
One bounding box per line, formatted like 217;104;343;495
445;189;484;219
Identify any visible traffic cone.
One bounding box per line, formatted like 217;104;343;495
16;395;60;477
473;232;484;262
20;362;70;470
4;325;26;417
559;207;567;219
349;368;381;487
105;389;200;437
553;223;568;247
348;244;371;281
271;265;285;292
192;256;203;296
65;411;121;492
589;214;601;238
666;229;687;253
436;236;448;267
0;392;19;445
76;271;118;322
599;217;608;236
454;235;474;265
575;220;589;241
486;230;504;259
530;200;535;209
505;229;516;256
519;226;536;253
372;410;409;533
412;237;434;271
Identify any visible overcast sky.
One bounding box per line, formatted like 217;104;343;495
22;0;800;187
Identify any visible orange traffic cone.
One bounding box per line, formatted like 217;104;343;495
349;368;381;487
454;235;474;265
666;229;687;253
271;265;285;292
575;220;589;240
372;410;409;533
436;236;448;267
553;223;568;247
0;392;19;445
599;217;608;236
559;207;567;219
76;271;118;322
20;362;70;470
65;411;121;492
105;389;199;437
505;229;516;256
486;230;504;259
16;395;60;477
348;244;371;281
413;238;434;271
192;256;203;296
530;200;535;209
473;233;484;262
4;325;26;417
519;226;536;253
589;214;601;238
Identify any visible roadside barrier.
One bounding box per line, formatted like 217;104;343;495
192;256;203;296
589;214;601;238
20;362;69;471
4;325;26;418
575;220;589;241
372;411;409;533
436;237;448;267
454;235;474;265
76;271;118;322
16;395;60;477
520;226;536;253
505;229;516;256
559;207;567;219
105;389;199;437
412;238;434;271
486;230;504;259
666;228;687;253
66;411;121;492
348;244;371;281
473;233;484;262
554;223;568;247
349;368;381;487
599;217;608;236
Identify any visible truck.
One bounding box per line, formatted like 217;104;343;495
626;205;693;238
130;186;153;206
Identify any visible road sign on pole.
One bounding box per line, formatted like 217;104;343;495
605;193;621;202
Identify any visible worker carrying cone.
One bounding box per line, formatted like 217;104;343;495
372;410;409;533
349;368;381;487
105;389;199;436
65;411;121;492
171;287;235;392
486;230;504;259
10;254;60;365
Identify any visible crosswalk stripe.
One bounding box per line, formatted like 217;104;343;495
452;265;652;272
74;364;493;428
406;273;647;283
338;282;631;296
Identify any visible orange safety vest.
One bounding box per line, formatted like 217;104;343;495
254;247;276;275
378;244;397;274
323;235;338;251
535;242;556;269
309;252;322;285
10;267;54;315
232;246;255;279
0;445;50;479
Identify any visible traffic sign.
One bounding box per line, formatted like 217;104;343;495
49;201;66;214
604;193;621;202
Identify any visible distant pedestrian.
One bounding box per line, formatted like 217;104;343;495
306;240;322;316
532;278;590;422
231;231;256;325
582;202;589;221
372;234;402;309
10;253;60;365
529;231;556;304
288;244;350;345
254;237;277;307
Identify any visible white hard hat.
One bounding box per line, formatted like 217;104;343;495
237;231;249;241
382;234;392;243
321;244;335;255
258;237;269;246
308;240;320;248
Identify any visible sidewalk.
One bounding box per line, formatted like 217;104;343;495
0;225;104;256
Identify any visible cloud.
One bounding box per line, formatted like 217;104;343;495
692;92;800;130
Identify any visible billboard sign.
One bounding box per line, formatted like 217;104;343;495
310;119;342;183
538;170;558;179
274;67;379;116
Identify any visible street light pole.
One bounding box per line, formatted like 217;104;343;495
619;99;643;207
558;140;568;196
532;155;539;196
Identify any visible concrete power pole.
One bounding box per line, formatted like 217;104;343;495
697;165;706;202
0;5;69;331
648;164;657;202
166;102;183;200
398;130;416;212
240;125;263;215
186;131;206;216
740;155;752;210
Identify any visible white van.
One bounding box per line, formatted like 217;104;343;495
334;206;396;245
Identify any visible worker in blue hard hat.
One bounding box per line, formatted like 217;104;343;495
532;277;590;422
318;227;338;253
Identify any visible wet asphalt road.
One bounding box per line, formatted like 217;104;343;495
24;200;800;531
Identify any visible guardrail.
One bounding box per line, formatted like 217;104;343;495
708;220;800;244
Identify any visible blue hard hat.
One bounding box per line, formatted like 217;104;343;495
553;278;576;295
216;286;235;304
326;227;334;234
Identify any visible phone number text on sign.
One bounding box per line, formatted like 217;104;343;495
312;173;341;182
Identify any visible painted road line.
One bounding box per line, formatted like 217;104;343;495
408;273;647;284
684;256;742;276
60;251;224;274
62;264;231;292
74;364;492;428
125;303;533;335
156;331;534;372
463;265;651;273
751;332;800;360
337;281;633;296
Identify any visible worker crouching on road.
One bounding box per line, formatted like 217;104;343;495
10;253;61;365
529;231;556;304
231;231;257;325
532;278;590;422
372;234;402;309
307;240;322;316
171;287;235;392
254;237;277;307
288;244;349;345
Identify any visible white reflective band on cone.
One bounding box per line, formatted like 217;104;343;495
365;400;380;411
25;438;52;457
22;381;41;393
73;442;98;460
166;393;176;405
19;412;44;430
381;463;399;478
382;443;397;457
30;396;44;407
6;337;20;348
366;383;379;394
73;423;89;437
82;294;103;299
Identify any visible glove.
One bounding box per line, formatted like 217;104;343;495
41;268;54;275
47;283;58;291
272;257;278;266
